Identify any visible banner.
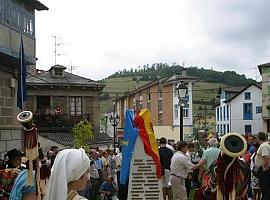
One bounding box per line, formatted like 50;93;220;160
17;36;27;109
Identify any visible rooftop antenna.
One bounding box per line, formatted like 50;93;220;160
51;35;65;65
248;67;260;81
67;60;79;74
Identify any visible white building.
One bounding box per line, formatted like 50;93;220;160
216;84;262;135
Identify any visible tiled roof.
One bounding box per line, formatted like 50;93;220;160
27;67;104;88
38;129;112;147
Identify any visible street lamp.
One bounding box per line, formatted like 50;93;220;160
109;101;120;155
176;82;188;141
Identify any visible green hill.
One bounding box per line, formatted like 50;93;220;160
100;64;257;128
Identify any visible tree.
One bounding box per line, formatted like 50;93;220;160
72;119;94;150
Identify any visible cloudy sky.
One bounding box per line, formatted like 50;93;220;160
35;0;270;81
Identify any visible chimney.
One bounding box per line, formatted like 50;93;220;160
27;65;37;76
182;69;187;76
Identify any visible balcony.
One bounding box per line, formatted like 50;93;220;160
33;113;91;130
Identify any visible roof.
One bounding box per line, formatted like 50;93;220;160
222;86;246;93
118;74;197;99
163;74;197;85
38;129;113;147
27;67;105;88
23;0;48;11
258;62;270;75
224;84;261;103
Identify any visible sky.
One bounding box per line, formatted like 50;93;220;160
35;0;270;81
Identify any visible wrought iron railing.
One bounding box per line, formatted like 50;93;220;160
33;113;91;129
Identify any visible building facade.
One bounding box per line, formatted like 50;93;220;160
0;0;47;157
115;70;197;142
216;84;262;135
258;62;270;133
27;65;105;134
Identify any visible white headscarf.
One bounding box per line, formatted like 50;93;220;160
44;148;90;200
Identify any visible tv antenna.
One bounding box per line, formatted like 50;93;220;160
51;35;66;65
248;67;260;81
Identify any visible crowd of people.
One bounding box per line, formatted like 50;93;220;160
1;131;270;200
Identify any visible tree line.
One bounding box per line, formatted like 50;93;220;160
108;63;257;86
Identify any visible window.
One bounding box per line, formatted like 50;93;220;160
217;125;219;133
0;0;35;37
158;113;163;126
227;124;230;133
243;103;253;120
256;106;262;113
147;92;151;101
183;108;189;118
220;107;223;121
174;105;178;119
158;99;162;112
158;89;162;99
54;68;63;76
226;105;229;120
69;97;82;116
223;106;226;121
245;125;252;134
223;124;226;134
217;107;219;121
244;92;251;100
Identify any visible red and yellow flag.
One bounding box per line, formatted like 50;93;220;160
134;109;162;179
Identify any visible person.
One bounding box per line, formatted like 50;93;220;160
9;169;37;200
115;146;122;187
89;149;100;200
170;141;195;200
44;148;90;200
194;138;220;186
250;143;261;200
94;151;104;188
99;176;119;200
4;148;24;169
194;132;250;200
255;132;270;200
185;142;195;198
158;137;173;200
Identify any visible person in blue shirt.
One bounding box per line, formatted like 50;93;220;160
99;176;119;200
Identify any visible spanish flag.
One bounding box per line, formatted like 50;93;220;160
134;109;162;179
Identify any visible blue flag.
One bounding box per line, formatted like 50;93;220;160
17;36;27;109
120;109;138;185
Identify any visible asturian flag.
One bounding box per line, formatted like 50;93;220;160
120;109;138;185
17;36;27;109
134;109;162;178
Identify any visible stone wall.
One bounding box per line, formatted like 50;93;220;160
0;129;22;159
0;67;23;158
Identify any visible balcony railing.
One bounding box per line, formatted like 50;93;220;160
33;113;91;129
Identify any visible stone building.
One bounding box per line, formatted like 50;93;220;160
0;0;48;158
26;65;108;150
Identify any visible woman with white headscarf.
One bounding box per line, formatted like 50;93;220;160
44;148;90;200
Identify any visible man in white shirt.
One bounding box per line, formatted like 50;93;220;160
255;132;270;200
170;141;195;200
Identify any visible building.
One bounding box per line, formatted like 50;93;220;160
26;65;108;150
0;0;48;157
115;70;197;142
258;62;270;133
215;84;262;136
